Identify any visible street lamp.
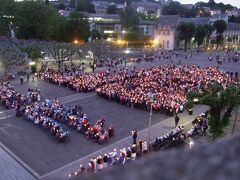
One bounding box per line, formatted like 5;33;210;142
125;49;130;54
74;40;78;44
147;93;156;151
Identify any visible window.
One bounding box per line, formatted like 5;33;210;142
167;41;169;48
163;30;166;35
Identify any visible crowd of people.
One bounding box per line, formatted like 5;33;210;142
67;113;208;176
17;98;114;144
208;50;240;65
38;64;237;116
68;124;188;177
69;138;148;177
96;65;236;115
19;103;69;143
0;81;41;109
152;126;186;150
188;112;209;137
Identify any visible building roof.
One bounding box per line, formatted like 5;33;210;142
81;12;120;19
139;20;156;25
211;13;228;19
131;2;162;9
181;17;211;25
158;15;180;27
227;23;240;30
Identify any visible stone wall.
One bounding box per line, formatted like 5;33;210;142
83;135;240;180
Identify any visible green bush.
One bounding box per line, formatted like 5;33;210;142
185;100;194;109
31;65;37;73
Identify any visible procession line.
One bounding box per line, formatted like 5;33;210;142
39;107;207;179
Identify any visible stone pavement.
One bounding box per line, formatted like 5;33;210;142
0;143;36;180
40;105;208;180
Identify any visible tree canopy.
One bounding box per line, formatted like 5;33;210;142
76;0;96;13
65;11;90;42
161;1;197;18
14;1;60;40
188;82;240;138
194;25;207;49
119;6;139;31
177;22;196;50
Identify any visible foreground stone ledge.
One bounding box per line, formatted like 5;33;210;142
83;135;240;180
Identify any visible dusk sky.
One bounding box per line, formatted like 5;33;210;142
177;0;240;8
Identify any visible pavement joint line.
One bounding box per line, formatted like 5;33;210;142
0;142;39;180
39;106;207;179
0;109;15;114
58;93;85;100
61;94;97;104
0;115;15;120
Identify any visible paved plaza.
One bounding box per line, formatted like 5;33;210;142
0;51;239;180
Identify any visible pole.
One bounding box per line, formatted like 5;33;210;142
232;106;238;135
148;101;153;151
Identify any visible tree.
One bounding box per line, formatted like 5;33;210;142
65;11;90;42
215;34;224;46
214;20;227;35
214;20;227;48
197;0;233;12
177;22;196;51
14;1;60;40
192;83;240;138
69;0;76;9
161;1;197;18
47;42;75;69
58;2;66;10
119;7;139;31
124;28;143;43
87;40;109;61
90;29;102;40
0;0;15;37
106;5;118;14
45;0;49;5
229;15;240;23
76;0;96;13
194;25;207;50
161;1;185;16
0;46;24;79
204;24;214;46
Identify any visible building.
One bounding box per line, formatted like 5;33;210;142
210;14;228;23
181;17;211;25
154;15;180;50
92;1;109;13
130;2;162;17
138;20;156;37
210;9;222;16
223;23;240;48
226;10;239;17
182;4;194;9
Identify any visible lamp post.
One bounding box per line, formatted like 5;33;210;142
124;49;130;67
232;80;240;135
147;93;155;151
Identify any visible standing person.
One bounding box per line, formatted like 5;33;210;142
20;75;24;85
27;74;30;82
202;119;208;136
32;74;34;82
132;129;137;145
175;114;180;127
